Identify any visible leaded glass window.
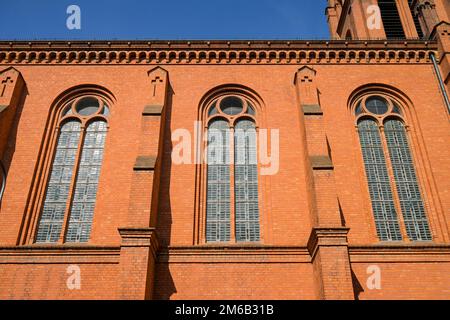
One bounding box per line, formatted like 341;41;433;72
366;96;388;115
205;95;260;243
355;94;432;242
36;96;110;243
384;119;432;241
66;120;108;243
234;120;259;242
358;119;402;241
206;119;231;242
36;121;82;243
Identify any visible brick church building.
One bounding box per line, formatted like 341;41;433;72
0;0;449;299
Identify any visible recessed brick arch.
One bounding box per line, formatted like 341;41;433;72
20;84;116;245
198;84;265;123
347;83;448;244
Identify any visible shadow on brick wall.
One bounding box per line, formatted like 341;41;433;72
0;87;27;211
351;269;364;300
153;86;177;299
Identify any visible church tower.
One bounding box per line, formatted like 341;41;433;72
326;0;450;40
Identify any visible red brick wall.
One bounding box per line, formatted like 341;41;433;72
0;45;448;299
0;261;119;300
154;262;316;300
351;262;450;300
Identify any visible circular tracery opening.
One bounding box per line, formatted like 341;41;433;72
207;95;256;119
220;96;244;115
76;97;100;116
355;94;402;117
366;96;388;115
62;96;110;118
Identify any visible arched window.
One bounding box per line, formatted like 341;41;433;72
206;119;231;242
355;94;432;241
378;0;406;39
35;96;110;243
205;95;260;243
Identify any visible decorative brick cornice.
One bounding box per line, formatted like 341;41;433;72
0;40;437;65
133;156;157;171
142;105;163;116
302;104;323;115
310;156;334;170
0;245;120;264
349;244;450;262
118;227;159;258
307;227;350;259
158;245;311;263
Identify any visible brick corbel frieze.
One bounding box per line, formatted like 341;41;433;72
0;40;437;65
0;67;25;159
118;228;159;300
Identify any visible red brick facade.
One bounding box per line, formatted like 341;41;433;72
0;0;449;299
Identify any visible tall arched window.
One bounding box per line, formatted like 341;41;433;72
35;96;110;243
355;94;432;241
205;95;260;243
378;0;406;39
206;119;231;242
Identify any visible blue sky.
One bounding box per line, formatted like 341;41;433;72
0;0;330;40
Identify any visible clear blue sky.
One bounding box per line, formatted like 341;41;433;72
0;0;330;40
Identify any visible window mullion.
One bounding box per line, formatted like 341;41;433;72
230;125;236;243
58;121;86;244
